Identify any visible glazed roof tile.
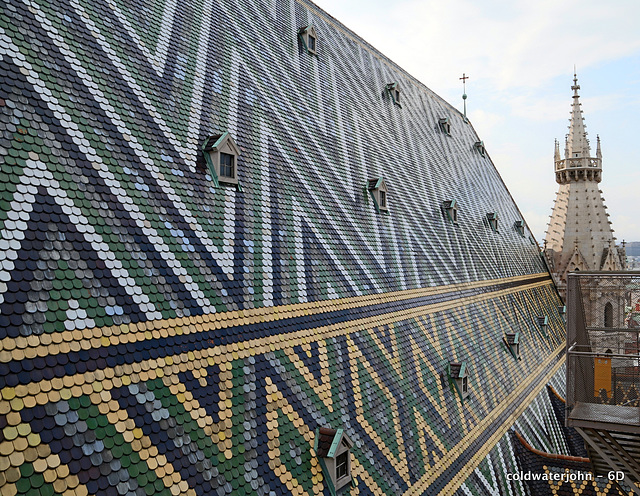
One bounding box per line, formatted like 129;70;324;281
0;0;574;494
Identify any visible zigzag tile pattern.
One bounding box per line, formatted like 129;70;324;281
0;0;591;494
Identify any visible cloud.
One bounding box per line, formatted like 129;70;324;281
467;108;505;137
521;210;553;243
316;0;640;93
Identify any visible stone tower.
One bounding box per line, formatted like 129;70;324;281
544;74;625;299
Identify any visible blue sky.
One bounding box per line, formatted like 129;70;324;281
312;0;640;244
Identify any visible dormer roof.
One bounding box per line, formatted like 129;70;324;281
315;428;353;458
367;177;386;191
203;132;241;155
450;362;467;379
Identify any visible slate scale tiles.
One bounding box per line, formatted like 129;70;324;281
0;279;571;496
0;0;588;494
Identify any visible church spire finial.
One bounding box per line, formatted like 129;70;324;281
566;72;590;159
571;70;580;98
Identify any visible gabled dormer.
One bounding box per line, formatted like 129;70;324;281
442;199;459;225
367;177;388;213
486;212;498;232
514;220;525;237
202;132;241;186
474;141;485;157
503;332;521;360
298;25;317;55
439;117;451;136
315;427;354;494
449;362;469;400
536;315;549;336
558;305;566;323
385;82;401;107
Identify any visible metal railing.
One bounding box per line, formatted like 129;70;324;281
566;272;640;418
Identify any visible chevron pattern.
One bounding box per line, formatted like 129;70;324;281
0;0;585;494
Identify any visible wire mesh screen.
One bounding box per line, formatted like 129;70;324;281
567;272;640;415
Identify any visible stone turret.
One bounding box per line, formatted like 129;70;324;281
553;74;602;184
544;74;624;298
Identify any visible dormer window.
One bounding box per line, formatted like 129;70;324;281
504;332;521;359
486;212;498;232
315;427;353;493
439;117;451;136
385;82;401;107
220;152;234;178
536;316;549;335
514;220;525;236
298;25;317;55
474;141;485;157
449;362;469;400
202;132;240;186
442;200;459;225
558;305;566;322
367;178;388;213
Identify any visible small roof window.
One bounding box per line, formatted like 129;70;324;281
385;82;401;107
449;362;469;400
298;25;317;55
536;315;549;336
474;141;485;157
442;200;459;225
504;332;521;360
202;132;241;186
486;212;498;232
514;220;525;236
367;177;389;213
439;117;451;136
315;427;353;494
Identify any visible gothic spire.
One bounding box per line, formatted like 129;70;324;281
566;73;591;159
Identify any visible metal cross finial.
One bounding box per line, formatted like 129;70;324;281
460;73;469;120
460;73;469;93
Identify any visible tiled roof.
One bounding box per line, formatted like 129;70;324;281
511;431;629;496
0;0;579;495
547;385;589;458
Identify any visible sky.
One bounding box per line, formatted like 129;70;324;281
312;0;640;244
